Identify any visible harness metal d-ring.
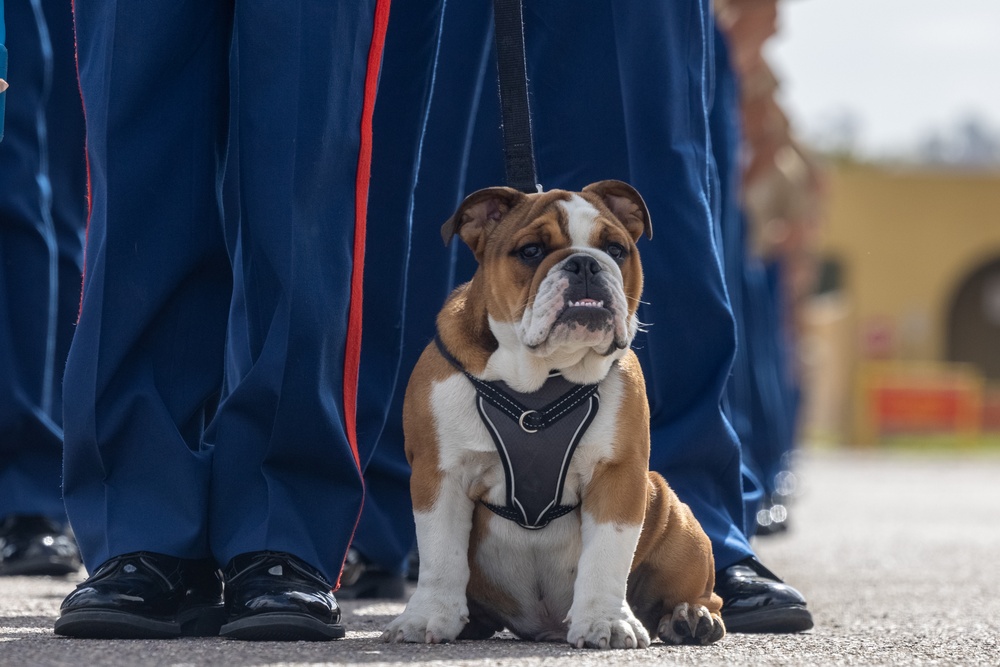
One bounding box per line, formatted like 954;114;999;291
518;410;539;433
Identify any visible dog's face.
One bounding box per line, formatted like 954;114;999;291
442;180;651;370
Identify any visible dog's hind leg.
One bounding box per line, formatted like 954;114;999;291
656;600;725;645
627;472;725;645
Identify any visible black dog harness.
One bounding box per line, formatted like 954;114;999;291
435;336;600;530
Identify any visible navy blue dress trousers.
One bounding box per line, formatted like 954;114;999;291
63;0;392;583
0;0;86;524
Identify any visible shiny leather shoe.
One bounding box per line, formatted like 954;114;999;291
715;557;813;633
54;552;225;638
0;515;82;576
220;551;345;641
337;548;407;600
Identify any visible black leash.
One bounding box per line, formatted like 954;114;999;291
492;0;538;193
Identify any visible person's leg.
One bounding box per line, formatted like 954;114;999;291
0;0;86;576
513;0;753;569
709;24;812;633
740;255;792;504
347;0;486;594
56;0;235;640
760;260;798;490
711;23;771;541
205;2;392;640
43;0;89;438
347;0;446;592
739;258;801;535
62;0;233;570
712;21;795;537
207;0;387;587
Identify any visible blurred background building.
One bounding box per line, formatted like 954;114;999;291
748;0;1000;447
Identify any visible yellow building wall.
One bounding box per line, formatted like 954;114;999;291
822;164;1000;363
801;164;1000;444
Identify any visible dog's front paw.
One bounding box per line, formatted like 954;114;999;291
382;593;468;644
657;602;725;645
566;606;651;649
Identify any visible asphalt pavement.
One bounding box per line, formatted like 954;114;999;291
2;448;999;666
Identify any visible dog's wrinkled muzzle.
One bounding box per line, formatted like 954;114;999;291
520;252;629;352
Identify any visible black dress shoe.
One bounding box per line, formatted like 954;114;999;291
220;551;345;641
54;552;225;638
337;548;406;600
0;515;82;576
715;557;813;633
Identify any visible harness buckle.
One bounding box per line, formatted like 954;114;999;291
518;410;540;433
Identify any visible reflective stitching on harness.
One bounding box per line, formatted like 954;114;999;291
433;334;603;530
476;374;598;431
477;393;597;529
475;382;523;421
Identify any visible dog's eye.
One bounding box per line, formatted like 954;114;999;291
605;243;627;261
518;244;544;261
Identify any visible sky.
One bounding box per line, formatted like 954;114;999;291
765;0;1000;158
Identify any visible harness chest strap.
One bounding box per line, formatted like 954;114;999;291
434;335;600;530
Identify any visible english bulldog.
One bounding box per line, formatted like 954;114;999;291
383;180;724;648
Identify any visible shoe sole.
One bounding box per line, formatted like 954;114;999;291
53;605;225;639
220;613;345;641
722;603;814;634
54;610;181;639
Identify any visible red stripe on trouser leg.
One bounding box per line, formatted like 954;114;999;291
70;0;92;320
333;0;392;591
343;0;392;471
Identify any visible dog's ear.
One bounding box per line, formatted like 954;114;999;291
441;187;526;259
583;180;652;242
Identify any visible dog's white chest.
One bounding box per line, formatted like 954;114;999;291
474;511;582;640
428;366;628;639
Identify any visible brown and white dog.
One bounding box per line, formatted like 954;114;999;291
383;180;724;648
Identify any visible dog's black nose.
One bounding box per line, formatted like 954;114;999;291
562;255;602;276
